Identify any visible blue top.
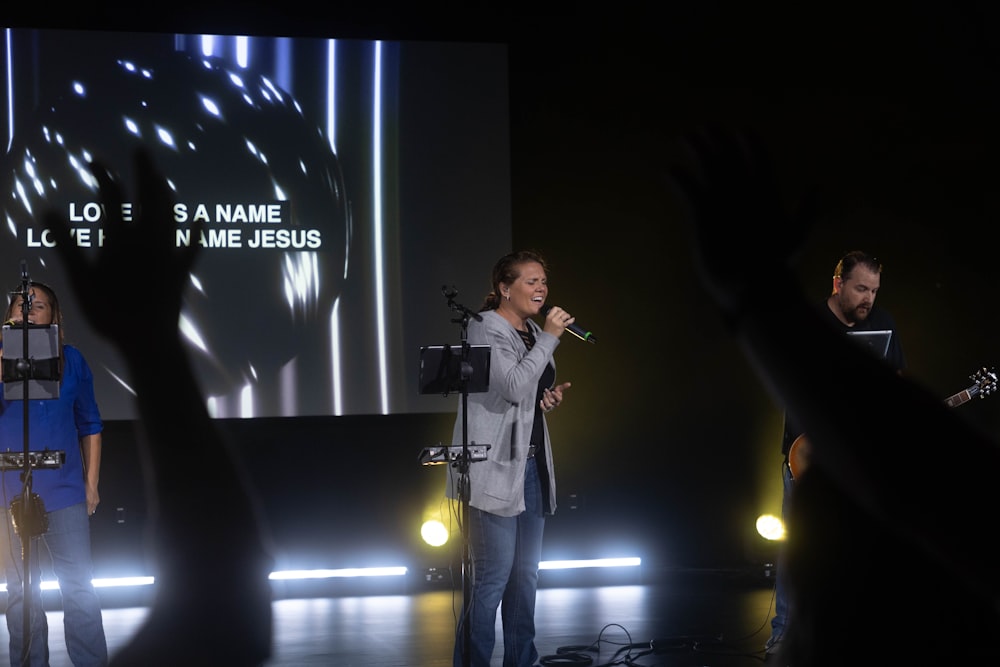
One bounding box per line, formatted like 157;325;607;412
0;344;103;510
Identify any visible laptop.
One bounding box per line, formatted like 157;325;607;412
845;329;892;361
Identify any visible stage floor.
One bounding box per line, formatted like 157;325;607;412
2;569;778;666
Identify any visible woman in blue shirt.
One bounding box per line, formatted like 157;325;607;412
0;281;107;666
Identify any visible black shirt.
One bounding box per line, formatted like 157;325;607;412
780;300;906;455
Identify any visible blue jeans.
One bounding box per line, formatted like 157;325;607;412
3;502;108;666
454;457;545;667
769;461;795;645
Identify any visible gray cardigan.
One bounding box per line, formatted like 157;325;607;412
446;310;560;517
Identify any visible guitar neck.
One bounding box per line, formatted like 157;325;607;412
944;387;977;409
790;367;994;482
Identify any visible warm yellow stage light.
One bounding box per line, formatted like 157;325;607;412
756;513;786;541
421;519;449;547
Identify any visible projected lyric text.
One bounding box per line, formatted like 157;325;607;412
24;200;322;249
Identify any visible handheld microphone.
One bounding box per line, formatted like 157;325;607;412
540;304;598;344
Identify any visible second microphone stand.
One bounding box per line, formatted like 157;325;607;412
443;287;489;667
3;276;61;664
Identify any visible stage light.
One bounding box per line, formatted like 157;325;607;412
269;567;408;580
92;576;155;588
0;568;412;594
539;557;641;570
0;576;155;593
756;513;786;541
0;558;646;599
421;519;449;547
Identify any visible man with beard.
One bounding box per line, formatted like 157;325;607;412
672;126;1000;664
765;249;906;658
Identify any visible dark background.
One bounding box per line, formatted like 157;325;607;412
7;2;1000;576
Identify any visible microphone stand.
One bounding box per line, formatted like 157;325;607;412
442;286;482;667
5;268;51;664
12;273;36;663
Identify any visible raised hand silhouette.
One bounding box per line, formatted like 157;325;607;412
669;126;816;321
671;126;1000;665
46;149;274;666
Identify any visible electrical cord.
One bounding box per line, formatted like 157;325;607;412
538;646;595;665
540;623;637;667
538;596;778;667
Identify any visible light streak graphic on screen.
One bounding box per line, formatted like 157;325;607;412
107;369;134;397
330;296;343;415
373;41;390;416
326;40;344;416
4;30;11;152
326;41;338;154
274;38;293;94
281;356;296;415
236;36;248;68
179;314;208;353
240;382;252;418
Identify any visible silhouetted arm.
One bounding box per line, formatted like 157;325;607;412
47;150;274;666
670;126;1000;602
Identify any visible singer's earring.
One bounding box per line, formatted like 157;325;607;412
504;292;510;301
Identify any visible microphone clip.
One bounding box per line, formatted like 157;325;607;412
442;285;482;322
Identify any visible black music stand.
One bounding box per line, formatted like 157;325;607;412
2;325;61;400
2;285;64;661
418;287;491;667
417;343;491;396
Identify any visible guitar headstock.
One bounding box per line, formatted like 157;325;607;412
971;367;998;398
